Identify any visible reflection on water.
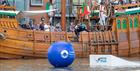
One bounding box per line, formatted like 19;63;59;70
49;67;74;71
0;57;140;71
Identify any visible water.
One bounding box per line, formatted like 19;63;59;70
0;57;140;71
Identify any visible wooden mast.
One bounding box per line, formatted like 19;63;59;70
61;0;66;31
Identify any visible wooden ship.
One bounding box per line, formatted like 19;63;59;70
0;1;140;59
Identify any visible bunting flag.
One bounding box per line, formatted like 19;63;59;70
80;3;91;17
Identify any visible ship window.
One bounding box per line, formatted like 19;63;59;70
31;0;43;6
134;18;138;28
129;19;133;28
117;20;121;29
122;20;127;29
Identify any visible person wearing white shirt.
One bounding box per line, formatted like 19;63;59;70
44;24;50;31
39;17;50;31
99;2;107;26
131;0;136;4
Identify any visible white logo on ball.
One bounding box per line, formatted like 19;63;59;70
61;50;69;59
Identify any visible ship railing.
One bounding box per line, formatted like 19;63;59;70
0;5;15;10
114;3;140;10
0;18;19;29
91;25;112;31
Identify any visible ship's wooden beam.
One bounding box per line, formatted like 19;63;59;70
61;0;66;31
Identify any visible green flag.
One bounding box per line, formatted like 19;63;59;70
46;2;50;10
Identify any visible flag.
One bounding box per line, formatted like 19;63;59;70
84;5;91;15
80;3;91;17
46;2;51;10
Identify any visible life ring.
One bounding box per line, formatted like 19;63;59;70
0;33;6;40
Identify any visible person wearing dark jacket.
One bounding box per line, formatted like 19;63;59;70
74;22;89;39
1;0;10;6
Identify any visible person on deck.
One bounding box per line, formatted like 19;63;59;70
99;2;107;30
32;19;40;30
69;21;75;32
119;0;124;5
39;17;50;31
74;20;89;39
112;0;119;5
131;0;136;4
1;0;10;6
54;23;62;32
46;0;55;25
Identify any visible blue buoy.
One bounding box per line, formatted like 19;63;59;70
48;41;75;67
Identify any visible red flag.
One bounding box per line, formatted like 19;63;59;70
80;3;91;17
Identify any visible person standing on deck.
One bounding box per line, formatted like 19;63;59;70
32;19;40;30
1;0;10;6
74;20;89;39
99;2;107;30
54;23;62;32
69;21;75;32
46;0;55;25
112;0;119;5
131;0;136;4
39;17;50;31
119;0;124;5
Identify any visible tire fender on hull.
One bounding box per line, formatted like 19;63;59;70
0;33;6;40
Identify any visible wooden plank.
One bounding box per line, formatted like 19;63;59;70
66;32;77;42
81;32;89;42
118;42;129;49
131;40;139;48
51;32;66;42
0;46;33;56
5;29;18;39
61;0;66;31
34;31;51;42
118;32;128;42
72;42;89;58
130;32;139;41
89;32;94;43
130;40;140;54
0;44;45;58
90;46;95;54
127;16;131;56
35;43;50;52
118;49;129;56
130;48;140;54
0;52;22;59
0;39;33;50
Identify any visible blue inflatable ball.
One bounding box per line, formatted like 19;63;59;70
48;41;75;68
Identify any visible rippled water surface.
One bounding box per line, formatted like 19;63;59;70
0;57;140;71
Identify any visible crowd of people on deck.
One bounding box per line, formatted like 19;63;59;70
19;0;140;38
20;17;62;32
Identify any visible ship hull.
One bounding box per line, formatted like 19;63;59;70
0;28;140;59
